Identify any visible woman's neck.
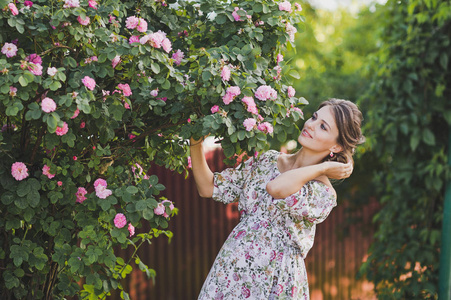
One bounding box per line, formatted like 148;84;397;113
290;147;325;169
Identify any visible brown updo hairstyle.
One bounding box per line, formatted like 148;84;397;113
319;98;365;164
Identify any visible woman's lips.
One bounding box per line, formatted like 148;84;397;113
302;129;312;138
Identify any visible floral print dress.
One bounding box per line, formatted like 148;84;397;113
198;150;337;300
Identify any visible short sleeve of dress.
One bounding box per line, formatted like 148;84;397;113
211;156;255;204
286;180;337;226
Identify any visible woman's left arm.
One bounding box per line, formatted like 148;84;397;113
266;161;352;199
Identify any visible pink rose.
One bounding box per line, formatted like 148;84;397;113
24;1;33;7
64;0;80;8
136;18;148;32
28;64;43;76
26;53;42;65
57;181;63;186
277;54;283;64
221;65;231;81
77;15;90;26
8;3;19;15
82;76;96;90
55;122;68;136
111;55;121;68
295;3;302;11
80;121;86;128
126;16;139;29
42;165;55;179
11;162;29;181
94;178;107;188
241;96;258;114
211;105;219;113
286;22;297;42
71;108;80;119
9;86;17;97
94;178;112;199
172;49;184;65
129;35;140;44
88;0;97;9
255;85;277;101
150;89;158;97
161;200;174;218
243;118;256;131
257;122;274;134
128;223;135;237
279;1;292;12
75;187;88;203
1;43;18;58
287;86;295;98
41;97;57;113
187;156;192;169
154;203;165;216
47;67;58;76
162;38;172;53
222;93;234;105
114;213;127;228
117;83;132;96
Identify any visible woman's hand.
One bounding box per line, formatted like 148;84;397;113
322;160;354;179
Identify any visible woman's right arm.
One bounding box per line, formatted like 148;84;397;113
189;137;214;198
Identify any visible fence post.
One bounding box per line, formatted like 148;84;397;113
439;129;451;299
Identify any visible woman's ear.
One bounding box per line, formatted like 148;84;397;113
329;144;343;153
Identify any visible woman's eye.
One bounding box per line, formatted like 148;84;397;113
321;124;326;130
312;114;317;120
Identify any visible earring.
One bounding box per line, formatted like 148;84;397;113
330;151;334;157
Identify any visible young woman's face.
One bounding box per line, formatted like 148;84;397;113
298;105;341;154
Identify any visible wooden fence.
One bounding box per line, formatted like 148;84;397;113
112;148;378;300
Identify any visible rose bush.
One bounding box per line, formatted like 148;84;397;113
0;0;306;298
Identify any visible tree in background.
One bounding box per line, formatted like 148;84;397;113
358;0;451;298
0;0;305;298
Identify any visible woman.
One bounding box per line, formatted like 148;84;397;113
190;99;365;299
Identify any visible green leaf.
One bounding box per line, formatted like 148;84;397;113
18;76;28;87
126;186;139;194
151;63;160;74
422;129;435;146
288;70;300;79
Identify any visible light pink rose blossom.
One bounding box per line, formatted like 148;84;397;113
172;50;184;65
2;43;18;58
47;67;58;76
187;156;192;169
75;187;87;203
41;97;57;113
128;223;135;236
136;18;148;32
82;76;96;90
255;85;277;101
287;86;295;98
242;96;258;114
57;181;63;186
11;162;29;181
55;122;69;136
295;3;302;11
243;118;257;131
77;15;90;26
286;22;297;42
150;89;158;97
112;55;121;68
162;38;172;53
9;86;17;97
8;3;19;15
28;64;43;76
221;65;231;81
117;83;132;96
154;203;165;216
222;93;234;105
64;0;80;8
211;105;219;113
257;122;274;134
94;178;112;199
161;200;174;218
42;165;56;179
126;16;139;29
279;1;292;12
277;54;283;64
114;213;127;228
